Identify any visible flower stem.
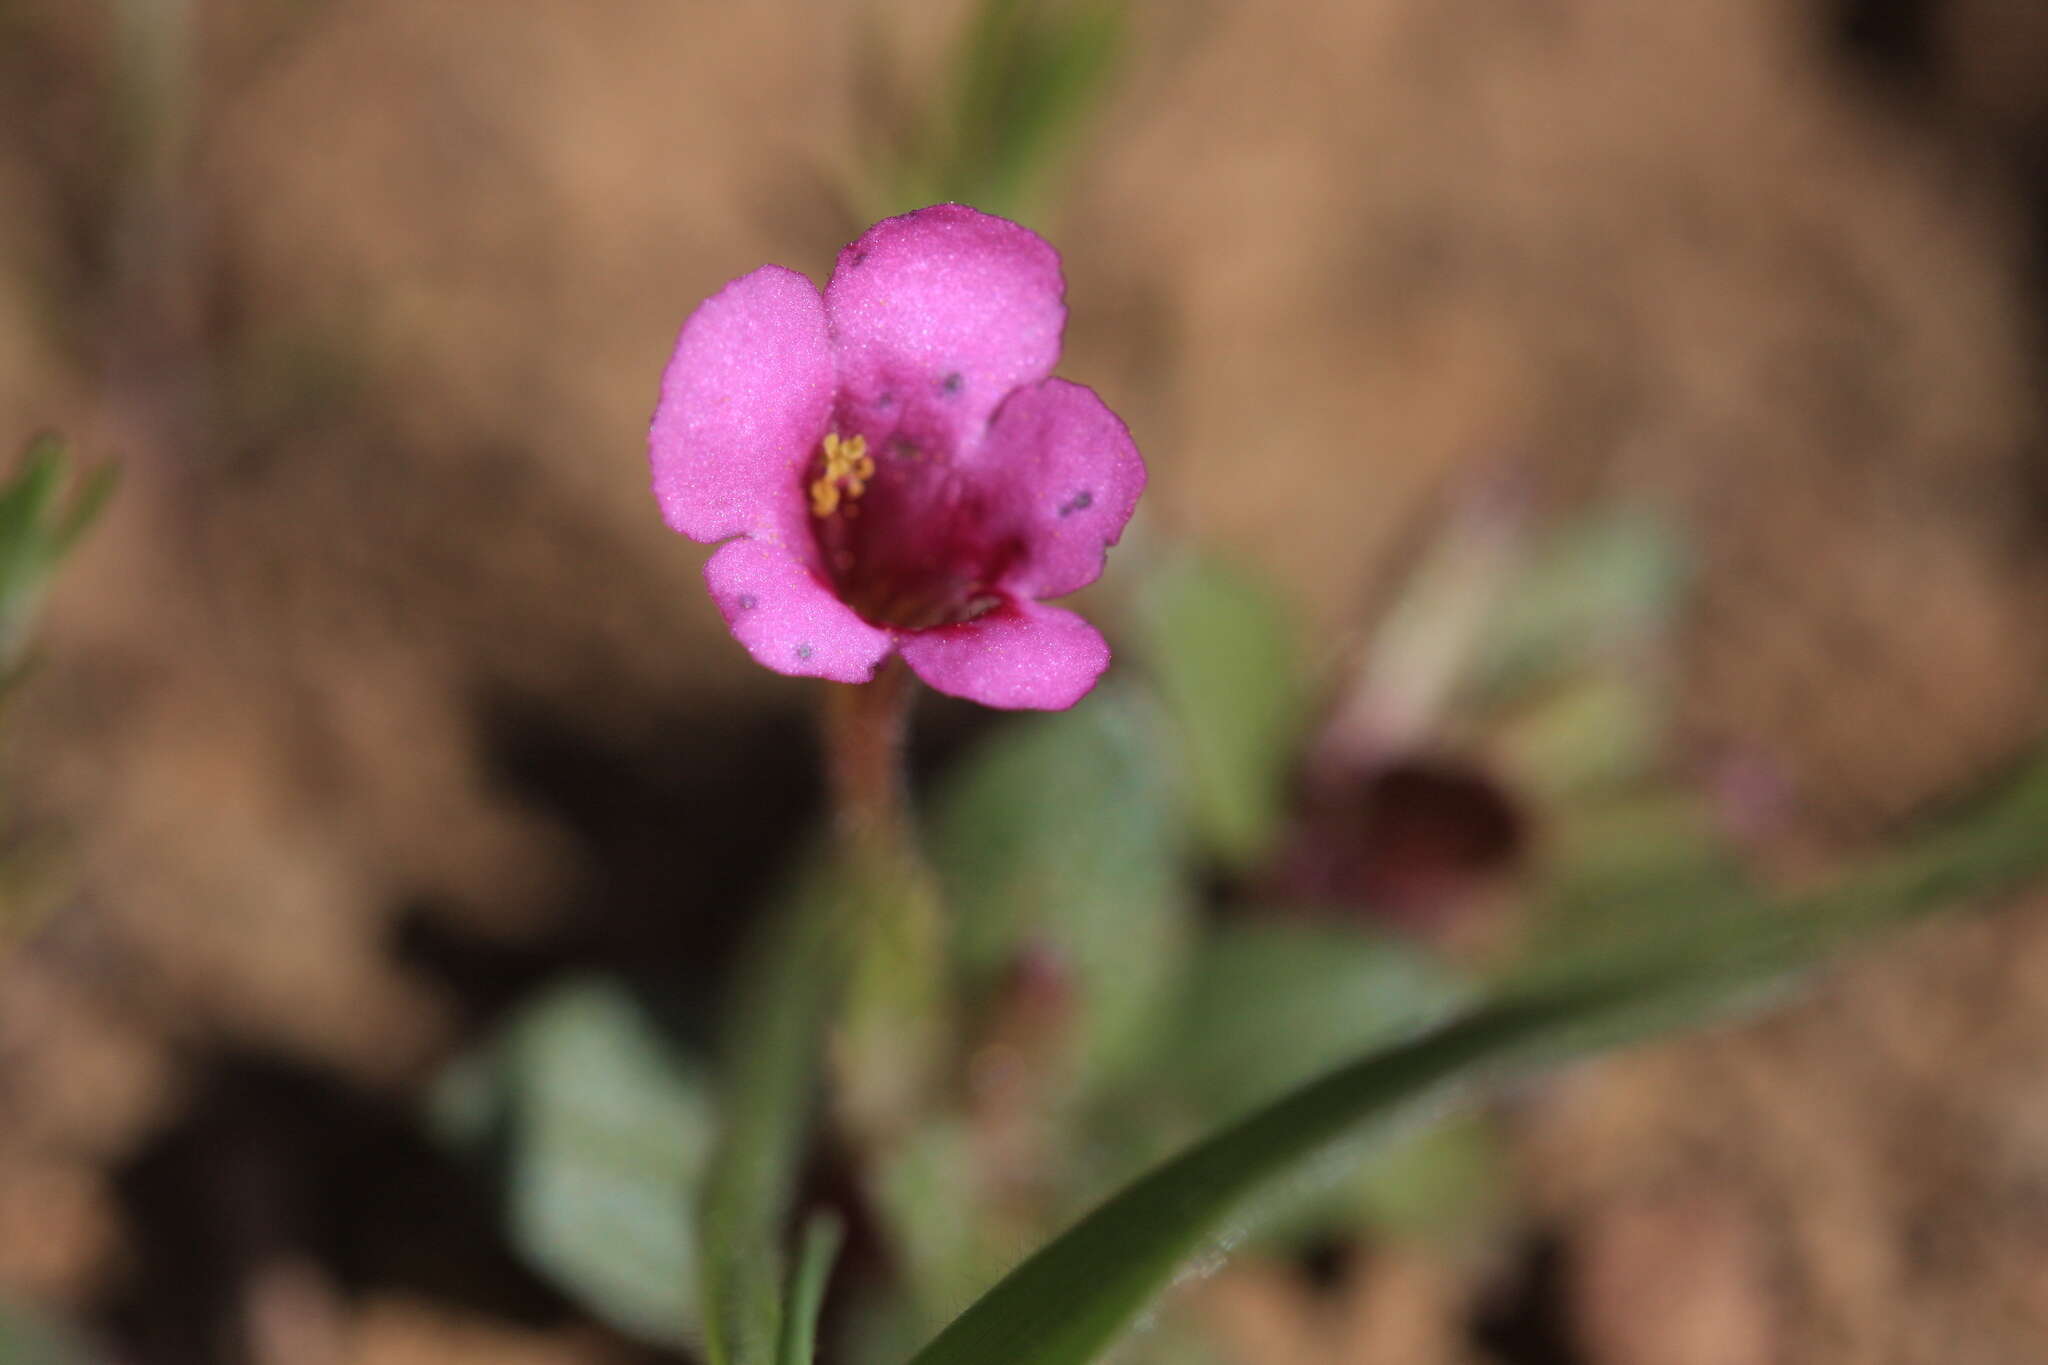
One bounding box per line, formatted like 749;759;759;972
822;658;917;861
819;660;948;1148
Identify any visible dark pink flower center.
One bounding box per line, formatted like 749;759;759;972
805;428;1021;630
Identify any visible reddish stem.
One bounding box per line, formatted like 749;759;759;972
821;657;917;861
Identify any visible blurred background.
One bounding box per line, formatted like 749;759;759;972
6;1;2048;1362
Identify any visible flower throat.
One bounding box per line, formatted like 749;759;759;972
807;429;1009;631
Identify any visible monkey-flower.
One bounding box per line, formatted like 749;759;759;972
650;204;1144;710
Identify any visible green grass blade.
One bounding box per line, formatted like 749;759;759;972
903;971;1679;1365
905;752;2048;1365
775;1213;846;1365
925;0;1129;217
0;437;65;549
699;873;839;1365
0;437;67;593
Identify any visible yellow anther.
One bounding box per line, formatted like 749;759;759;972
809;432;871;519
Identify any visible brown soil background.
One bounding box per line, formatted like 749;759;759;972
5;1;2048;1362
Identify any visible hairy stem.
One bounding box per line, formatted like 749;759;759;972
819;661;949;1148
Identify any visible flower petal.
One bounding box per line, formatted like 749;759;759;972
651;265;833;544
977;378;1147;600
825;205;1065;453
705;538;893;683
896;600;1110;710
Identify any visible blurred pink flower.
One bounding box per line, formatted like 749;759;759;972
650;204;1144;710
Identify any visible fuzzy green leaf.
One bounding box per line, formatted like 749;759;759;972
1138;555;1301;870
930;686;1190;1093
429;978;714;1349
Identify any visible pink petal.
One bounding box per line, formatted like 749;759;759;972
975;378;1147;600
650;265;833;544
704;538;893;683
825;205;1065;454
896;600;1110;710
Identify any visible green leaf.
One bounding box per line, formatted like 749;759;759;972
0;435;118;672
903;751;2048;1365
1350;1109;1507;1242
1467;507;1685;700
1489;669;1666;802
1154;924;1501;1249
430;978;715;1349
0;436;66;574
1526;793;1753;962
506;981;715;1347
869;1119;1008;1329
775;1213;846;1365
929;685;1190;1093
1164;922;1469;1126
1137;555;1301;870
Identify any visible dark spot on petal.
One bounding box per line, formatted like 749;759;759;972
850;248;869;267
736;593;758;611
795;643;814;662
877;392;896;409
1058;489;1095;518
939;371;964;397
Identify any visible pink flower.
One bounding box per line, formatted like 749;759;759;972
650;205;1145;711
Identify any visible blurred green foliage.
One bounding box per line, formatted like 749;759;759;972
428;490;2048;1365
16;0;2041;1357
902;971;1663;1365
448;512;1717;1363
1160;922;1468;1128
0;434;114;952
1456;508;1686;813
1529;792;1752;960
432;977;716;1350
0;437;114;1356
876;0;1129;221
1463;506;1685;704
930;683;1190;1095
0;1298;92;1365
1350;1109;1507;1243
775;1214;845;1365
1137;554;1302;872
907;743;2048;1365
1146;922;1504;1250
696;854;847;1365
0;435;114;684
867;1117;996;1334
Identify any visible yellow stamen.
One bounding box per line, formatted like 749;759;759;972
809;432;871;519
